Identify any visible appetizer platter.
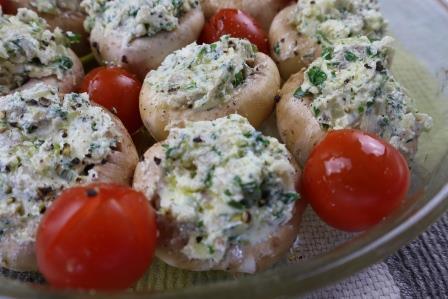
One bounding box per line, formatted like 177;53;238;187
0;0;447;297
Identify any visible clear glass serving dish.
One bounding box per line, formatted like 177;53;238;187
1;0;448;298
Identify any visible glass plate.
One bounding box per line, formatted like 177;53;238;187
1;0;448;298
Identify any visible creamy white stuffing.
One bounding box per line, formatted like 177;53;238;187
0;9;74;96
31;0;81;14
155;115;299;262
145;36;257;110
296;36;432;160
292;0;387;45
81;0;198;43
0;84;120;237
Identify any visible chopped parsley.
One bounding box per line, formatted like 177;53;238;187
345;51;358;62
321;47;334;60
56;56;73;71
273;42;281;56
307;66;327;86
232;70;245;87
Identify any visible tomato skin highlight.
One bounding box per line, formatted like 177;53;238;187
36;184;157;291
79;67;143;134
199;9;269;54
301;129;410;232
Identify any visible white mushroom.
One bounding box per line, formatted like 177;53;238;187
277;37;432;166
0;84;139;271
0;8;84;96
7;0;89;56
269;0;387;80
140;36;280;141
133;115;306;273
269;4;320;81
83;0;205;80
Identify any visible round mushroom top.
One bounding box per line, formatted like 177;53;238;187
144;36;257;111
295;36;432;161
81;0;199;43
291;0;387;45
31;0;82;14
0;9;75;96
153;114;299;262
0;83;120;221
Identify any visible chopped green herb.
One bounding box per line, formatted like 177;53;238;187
232;70;245;87
293;87;306;98
281;192;300;204
321;47;334;60
358;106;365;113
307;66;327;86
204;167;214;188
66;32;81;44
313;106;321;117
56;56;73;71
273;42;281;56
345;51;358;62
315;30;332;45
228;200;245;209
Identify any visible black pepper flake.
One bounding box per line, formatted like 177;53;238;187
193;136;203;143
62;131;68;138
86;188;98;197
274;95;281;103
26;99;38;106
364;63;372;69
70;158;80;165
344;78;351;84
375;61;384;72
101;159;107;165
196;236;203;243
37;187;53;198
121;55;128;64
38;97;51;107
82;164;95;175
153;157;161;165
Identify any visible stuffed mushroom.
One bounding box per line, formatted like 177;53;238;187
0;8;84;96
200;0;289;32
277;36;432;166
140;36;280;141
269;0;387;80
82;0;205;80
133;115;305;273
6;0;89;56
0;83;139;272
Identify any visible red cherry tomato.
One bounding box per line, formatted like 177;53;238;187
199;9;269;54
36;184;157;290
301;129;410;232
79;67;143;134
0;0;15;14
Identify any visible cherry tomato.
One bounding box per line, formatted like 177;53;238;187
0;0;15;14
79;67;143;134
36;184;157;290
199;9;269;54
301;129;410;232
